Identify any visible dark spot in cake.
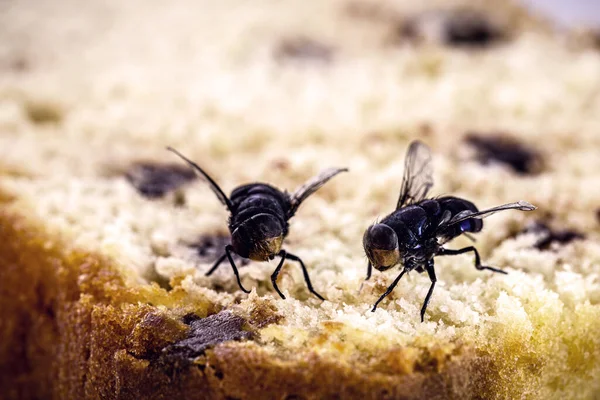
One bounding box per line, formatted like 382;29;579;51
24;100;64;125
270;158;291;171
182;313;202;325
534;231;585;251
586;29;600;50
465;133;544;175
414;346;452;374
399;10;504;48
162;311;254;362
343;1;396;23
442;10;504;47
35;283;56;322
521;221;585;250
126;162;196;199
418;123;433;138
190;234;250;266
274;36;335;63
151;270;172;291
284;395;305;400
10;57;29;72
173;191;187;207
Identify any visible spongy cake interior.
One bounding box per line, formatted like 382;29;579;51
1;0;600;398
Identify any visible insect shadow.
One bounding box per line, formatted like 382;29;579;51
363;140;536;321
168;147;347;300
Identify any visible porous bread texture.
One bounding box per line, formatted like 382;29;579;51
1;0;600;398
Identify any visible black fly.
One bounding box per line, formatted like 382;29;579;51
363;141;536;321
167;147;347;300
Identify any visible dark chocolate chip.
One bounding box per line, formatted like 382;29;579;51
521;221;551;235
590;29;600;50
443;10;503;47
274;37;334;63
399;10;504;48
189;234;249;266
465;133;543;175
343;1;397;23
24;100;64;125
11;57;29;72
521;221;585;250
534;231;585;251
162;311;254;361
126;162;196;199
182;313;202;325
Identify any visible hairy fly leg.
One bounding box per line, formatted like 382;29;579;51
371;268;408;312
222;245;251;293
420;260;437;322
270;251;287;299
271;250;325;300
205;253;227;276
285;251;325;300
437;246;507;274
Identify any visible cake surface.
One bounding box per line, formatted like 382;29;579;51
1;0;600;399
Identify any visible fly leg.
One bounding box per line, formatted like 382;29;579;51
420;260;437;322
365;261;373;281
437;246;507;274
358;261;373;294
205;253;226;276
371;269;407;312
273;250;325;301
223;245;251;293
270;251;287;299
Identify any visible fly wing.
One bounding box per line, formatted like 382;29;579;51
439;201;536;230
289;167;348;216
396;141;434;209
167;147;234;212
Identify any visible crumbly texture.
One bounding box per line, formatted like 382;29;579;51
1;0;600;399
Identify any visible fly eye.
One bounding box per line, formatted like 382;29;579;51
269;254;275;260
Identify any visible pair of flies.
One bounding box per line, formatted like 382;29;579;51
167;141;535;321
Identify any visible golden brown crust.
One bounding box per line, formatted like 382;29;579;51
0;204;497;400
202;344;495;400
3;197;600;399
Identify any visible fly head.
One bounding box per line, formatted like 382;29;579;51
363;224;401;271
231;213;284;261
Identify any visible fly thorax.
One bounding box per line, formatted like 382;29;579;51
404;240;437;265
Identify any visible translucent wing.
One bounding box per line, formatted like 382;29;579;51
289;167;348;216
167;147;233;212
440;201;536;229
397;141;434;209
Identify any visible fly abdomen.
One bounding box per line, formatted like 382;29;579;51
231;204;287;233
230;184;290;212
229;184;290;235
437;196;483;234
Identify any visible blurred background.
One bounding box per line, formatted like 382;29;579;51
0;0;599;234
522;0;600;27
